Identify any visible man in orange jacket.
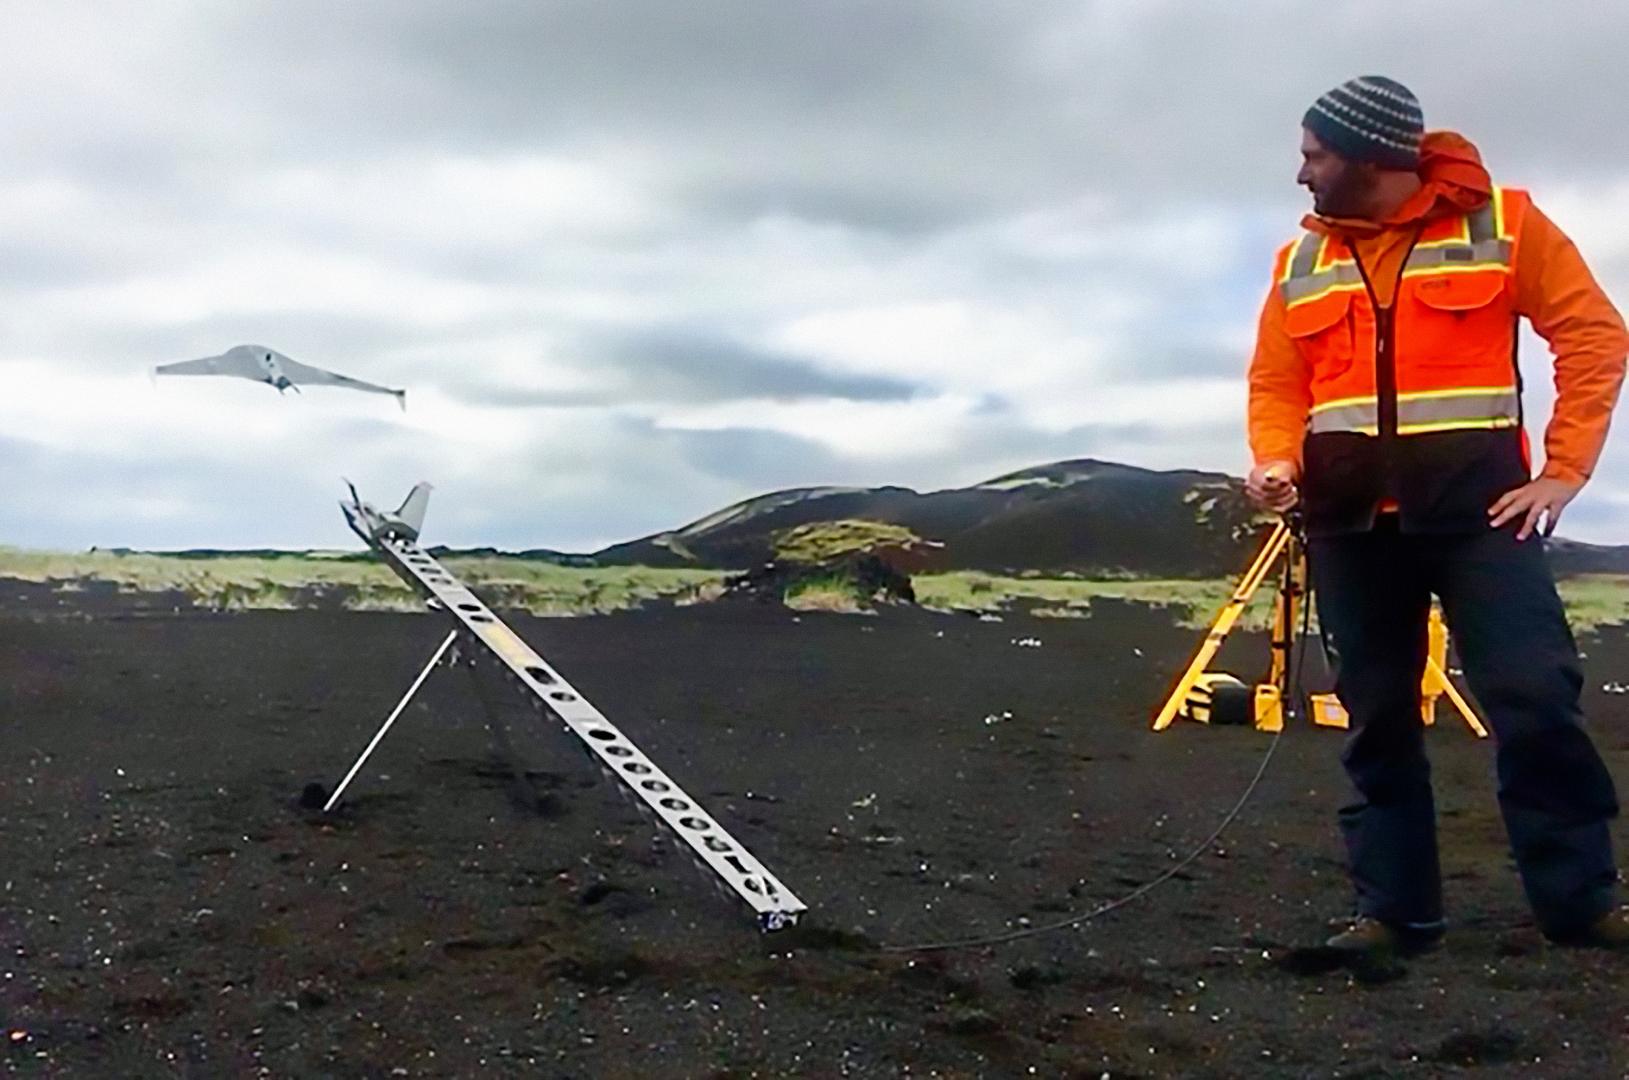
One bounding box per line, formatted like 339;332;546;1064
1246;76;1627;956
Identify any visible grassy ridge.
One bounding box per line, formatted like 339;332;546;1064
0;548;720;615
915;571;1629;633
2;550;1624;630
1554;574;1629;633
771;520;928;563
913;571;1264;628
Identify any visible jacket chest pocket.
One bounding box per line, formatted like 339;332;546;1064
1284;292;1355;378
1404;273;1512;372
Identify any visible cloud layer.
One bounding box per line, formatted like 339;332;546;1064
2;2;1626;550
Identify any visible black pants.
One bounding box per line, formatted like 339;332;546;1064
1310;520;1619;937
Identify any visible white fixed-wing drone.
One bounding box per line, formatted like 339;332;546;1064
155;344;406;410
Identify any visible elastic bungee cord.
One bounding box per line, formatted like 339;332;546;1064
881;534;1314;955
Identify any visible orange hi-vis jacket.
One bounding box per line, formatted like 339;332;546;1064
1285;187;1524;439
1249;132;1628;535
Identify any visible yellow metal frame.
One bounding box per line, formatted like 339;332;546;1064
1152;519;1488;738
1153;520;1292;731
1307;609;1488;737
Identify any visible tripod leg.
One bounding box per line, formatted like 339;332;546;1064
324;629;457;812
1256;538;1308;732
1426;657;1490;739
1154;522;1291;730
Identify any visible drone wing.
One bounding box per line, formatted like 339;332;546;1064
276;356;407;408
154;352;265;380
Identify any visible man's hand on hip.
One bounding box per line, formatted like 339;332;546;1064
1489;476;1584;540
1247;460;1300;512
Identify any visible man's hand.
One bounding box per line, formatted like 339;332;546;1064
1488;476;1584;540
1246;460;1300;513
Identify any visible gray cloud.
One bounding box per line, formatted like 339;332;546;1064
12;4;1629;233
153;3;1629;220
457;325;919;408
2;3;1628;549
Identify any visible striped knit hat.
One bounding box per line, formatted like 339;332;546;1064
1303;76;1424;170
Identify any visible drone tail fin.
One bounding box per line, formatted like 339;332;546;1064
395;482;432;538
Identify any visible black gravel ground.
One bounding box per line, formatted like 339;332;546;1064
2;592;1627;1077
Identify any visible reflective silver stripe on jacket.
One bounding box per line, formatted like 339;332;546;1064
1309;387;1520;435
1281;200;1510;306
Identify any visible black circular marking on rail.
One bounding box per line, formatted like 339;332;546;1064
623;762;652;775
603;745;633;758
456;602;481;612
469;613;494;623
587;729;615;741
659;797;690;812
524;666;555;684
640;779;671;793
550;691;576;702
703;837;731;852
679;816;709;831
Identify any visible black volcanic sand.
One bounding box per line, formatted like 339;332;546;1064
2;598;1628;1078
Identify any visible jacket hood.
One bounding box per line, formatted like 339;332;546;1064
1305;130;1492;236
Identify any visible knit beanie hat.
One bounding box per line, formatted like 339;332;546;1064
1302;76;1424;170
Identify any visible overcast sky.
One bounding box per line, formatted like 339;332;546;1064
4;1;1629;551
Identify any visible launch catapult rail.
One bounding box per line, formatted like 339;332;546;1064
334;482;806;931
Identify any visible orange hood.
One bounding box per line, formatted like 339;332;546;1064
1306;130;1493;236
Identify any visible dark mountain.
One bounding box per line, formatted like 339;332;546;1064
594;457;1629;578
1546;537;1629;575
595;458;1267;578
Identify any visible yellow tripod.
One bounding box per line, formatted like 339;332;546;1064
1152;518;1488;738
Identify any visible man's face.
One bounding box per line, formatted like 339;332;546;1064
1297;129;1373;217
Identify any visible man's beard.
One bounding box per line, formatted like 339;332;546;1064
1313;163;1371;217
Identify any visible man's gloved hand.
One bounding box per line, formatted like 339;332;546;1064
1247;460;1300;513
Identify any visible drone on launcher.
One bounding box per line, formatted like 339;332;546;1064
155;345;406;410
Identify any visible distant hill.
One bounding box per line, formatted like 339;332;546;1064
1545;537;1629;575
595;459;1267;578
594;458;1629;579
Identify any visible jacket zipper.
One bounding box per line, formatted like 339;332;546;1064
1347;227;1423;499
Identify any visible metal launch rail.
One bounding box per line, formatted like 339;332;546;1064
328;482;806;932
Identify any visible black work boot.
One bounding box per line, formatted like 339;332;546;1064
1324;916;1444;959
1549;907;1629;950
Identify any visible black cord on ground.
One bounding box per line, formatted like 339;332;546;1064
879;728;1284;953
879;518;1316;955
